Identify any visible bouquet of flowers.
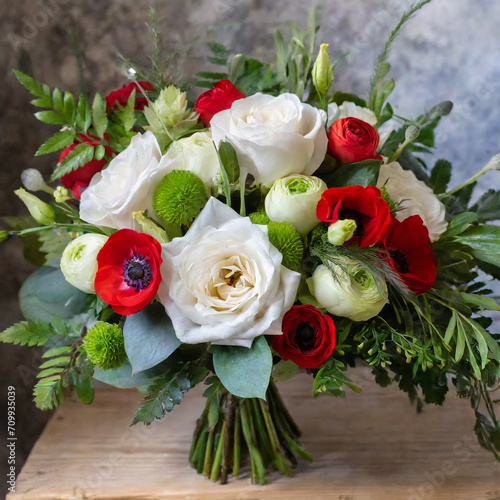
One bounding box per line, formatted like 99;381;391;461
2;1;500;485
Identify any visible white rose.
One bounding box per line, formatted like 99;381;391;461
265;174;327;237
306;262;387;321
60;233;108;294
163;131;220;195
210;93;328;187
377;161;448;242
327;101;393;150
80;132;175;230
158;197;301;347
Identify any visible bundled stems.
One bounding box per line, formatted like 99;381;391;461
190;379;312;484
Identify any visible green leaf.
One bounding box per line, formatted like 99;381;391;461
331;92;367;108
429;159;452;194
444;311;457;344
37;367;64;379
39;356;71;369
455;320;466;363
43;346;73;358
218;141;240;184
19;268;88;322
33;377;64;410
75;94;92;131
123;302;181;373
323;159;382;188
13;70;45;97
441;212;478;238
470;190;500;223
132;363;207;425
34;110;66;125
63;92;76;123
115;89;136;131
0;320;53;347
313;359;362;397
92;93;108;139
35;130;75;156
212;335;272;399
454;225;500;267
459;293;500;312
50;142;94;181
93;359;152;389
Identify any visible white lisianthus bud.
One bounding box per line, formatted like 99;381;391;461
306;261;388;321
15;188;55;225
405;125;420;142
312;43;333;96
265;174;327;237
60;233;108;294
327;219;357;246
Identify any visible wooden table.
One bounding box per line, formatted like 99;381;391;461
9;372;499;499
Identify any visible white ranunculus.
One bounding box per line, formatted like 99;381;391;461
306;262;387;321
377;161;448;242
79;132;175;230
327;101;393;150
60;233;108;294
163;132;220;195
265;174;327;237
158;197;301;347
210;93;328;187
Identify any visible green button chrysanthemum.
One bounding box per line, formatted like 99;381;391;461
154;170;207;226
267;221;303;271
83;322;127;370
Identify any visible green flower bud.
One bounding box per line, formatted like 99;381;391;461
267;221;304;271
265;174;328;237
435;100;453;116
132;211;169;244
487;153;500;171
54;186;71;203
327;219;357;246
21;168;52;194
405;125;420;143
60;233;109;294
312;43;333;96
0;231;9;242
154;170;207;226
83;322;126;370
15;187;55;225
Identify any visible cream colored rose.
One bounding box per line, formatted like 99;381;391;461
79;132;176;230
158;198;300;347
210;93;328;187
306;261;387;321
377;161;448;242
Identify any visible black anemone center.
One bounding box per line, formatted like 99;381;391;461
294;322;317;352
123;254;153;292
390;249;410;274
338;209;364;237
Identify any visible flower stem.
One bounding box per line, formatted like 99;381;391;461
233;403;241;477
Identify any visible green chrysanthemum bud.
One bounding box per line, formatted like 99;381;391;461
154;170;207;226
267;221;303;270
15;187;55;225
249;209;271;225
327;219;357;246
83;322;126;370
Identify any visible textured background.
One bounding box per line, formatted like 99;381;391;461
1;0;499;497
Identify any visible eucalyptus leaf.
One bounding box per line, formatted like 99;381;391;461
93;359;152;389
213;335;272;399
19;268;88;322
123;302;181;374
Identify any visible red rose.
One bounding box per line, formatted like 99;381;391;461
383;216;436;295
106;81;155;111
316;185;391;247
328;117;382;164
59;134;113;199
94;229;163;316
194;79;245;127
272;305;336;369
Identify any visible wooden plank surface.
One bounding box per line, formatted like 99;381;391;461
9;371;500;500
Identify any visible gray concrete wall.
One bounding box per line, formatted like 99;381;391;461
0;1;499;495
